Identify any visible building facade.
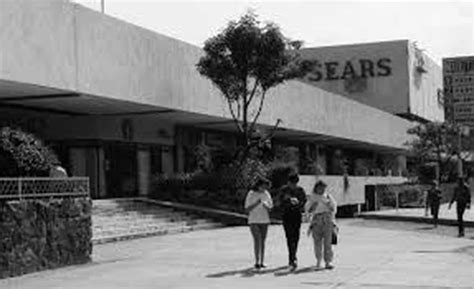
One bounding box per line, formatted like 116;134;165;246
0;0;420;202
443;56;474;126
300;40;444;122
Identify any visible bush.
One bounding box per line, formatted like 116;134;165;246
0;127;59;177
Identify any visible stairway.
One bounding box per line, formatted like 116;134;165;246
92;199;224;244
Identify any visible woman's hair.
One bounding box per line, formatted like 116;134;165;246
312;180;327;193
252;177;271;191
288;173;299;184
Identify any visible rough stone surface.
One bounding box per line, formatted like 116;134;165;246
0;198;92;279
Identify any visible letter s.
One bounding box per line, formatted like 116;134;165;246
377;58;392;76
308;63;323;82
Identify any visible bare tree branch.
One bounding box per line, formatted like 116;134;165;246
246;79;260;106
260;118;282;142
226;97;244;133
249;91;267;135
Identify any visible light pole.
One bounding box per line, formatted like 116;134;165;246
101;0;105;13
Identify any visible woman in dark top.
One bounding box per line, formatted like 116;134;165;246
278;173;307;270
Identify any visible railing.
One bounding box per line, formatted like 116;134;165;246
371;183;428;211
0;177;90;200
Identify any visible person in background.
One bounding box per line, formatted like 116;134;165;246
279;173;307;270
305;180;337;270
425;180;442;227
244;177;273;269
449;177;471;237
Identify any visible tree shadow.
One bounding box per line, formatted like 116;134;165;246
206;266;288;278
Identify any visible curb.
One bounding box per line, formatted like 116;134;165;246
359;213;474;227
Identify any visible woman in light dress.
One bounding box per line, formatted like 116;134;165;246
244;177;273;269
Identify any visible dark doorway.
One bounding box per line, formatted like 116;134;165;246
104;143;138;198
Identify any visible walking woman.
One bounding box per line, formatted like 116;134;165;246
245;177;273;269
305;180;337;269
279;173;307;270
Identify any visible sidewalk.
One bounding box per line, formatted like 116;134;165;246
361;203;474;227
1;219;473;289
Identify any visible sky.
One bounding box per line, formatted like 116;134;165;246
73;0;473;63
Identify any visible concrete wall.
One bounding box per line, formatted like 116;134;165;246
0;0;413;151
0;0;77;91
408;42;444;122
299;175;407;206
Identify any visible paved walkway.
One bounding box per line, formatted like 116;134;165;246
362;204;474;226
1;219;473;289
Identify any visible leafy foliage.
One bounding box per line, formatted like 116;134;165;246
196;11;314;161
406;121;471;182
0;127;59;177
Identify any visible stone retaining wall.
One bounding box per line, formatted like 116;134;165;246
0;197;92;279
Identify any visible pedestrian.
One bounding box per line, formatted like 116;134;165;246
279;173;307;270
425;180;442;227
244;177;273;269
305;180;337;270
448;177;471;237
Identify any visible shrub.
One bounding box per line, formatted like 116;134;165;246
0;127;59;177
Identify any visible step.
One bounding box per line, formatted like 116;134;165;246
92;212;191;222
93;217;213;230
93;218;216;234
92;223;223;244
94;221;221;238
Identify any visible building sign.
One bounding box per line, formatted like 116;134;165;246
443;56;474;127
307;58;392;82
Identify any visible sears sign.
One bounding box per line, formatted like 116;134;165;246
307;58;392;82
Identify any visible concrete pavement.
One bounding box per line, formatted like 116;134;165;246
362;204;474;227
1;219;473;289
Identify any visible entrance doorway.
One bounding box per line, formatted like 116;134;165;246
104;143;138;198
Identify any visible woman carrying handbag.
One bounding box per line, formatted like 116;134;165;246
305;180;337;270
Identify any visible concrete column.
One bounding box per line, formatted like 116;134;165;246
394;155;407;176
137;149;150;196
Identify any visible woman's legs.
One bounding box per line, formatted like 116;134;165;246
249;224;261;266
311;216;324;267
260;224;269;265
322;215;334;266
312;213;334;268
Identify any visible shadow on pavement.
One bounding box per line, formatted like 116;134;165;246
415;226;435;230
274;266;324;276
206;266;287;278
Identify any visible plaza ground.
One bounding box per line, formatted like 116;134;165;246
1;219;473;289
362;204;474;227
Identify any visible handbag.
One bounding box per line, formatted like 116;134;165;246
332;223;339;245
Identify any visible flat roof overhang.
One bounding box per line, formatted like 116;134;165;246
0;80;407;155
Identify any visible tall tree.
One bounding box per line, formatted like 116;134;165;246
406;121;471;183
196;11;314;162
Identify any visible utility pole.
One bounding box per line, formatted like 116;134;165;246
101;0;105;13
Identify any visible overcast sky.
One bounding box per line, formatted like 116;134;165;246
73;0;473;63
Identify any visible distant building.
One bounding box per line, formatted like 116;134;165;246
300;40;444;123
443;56;474;126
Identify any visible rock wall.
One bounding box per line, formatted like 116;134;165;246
0;197;92;278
